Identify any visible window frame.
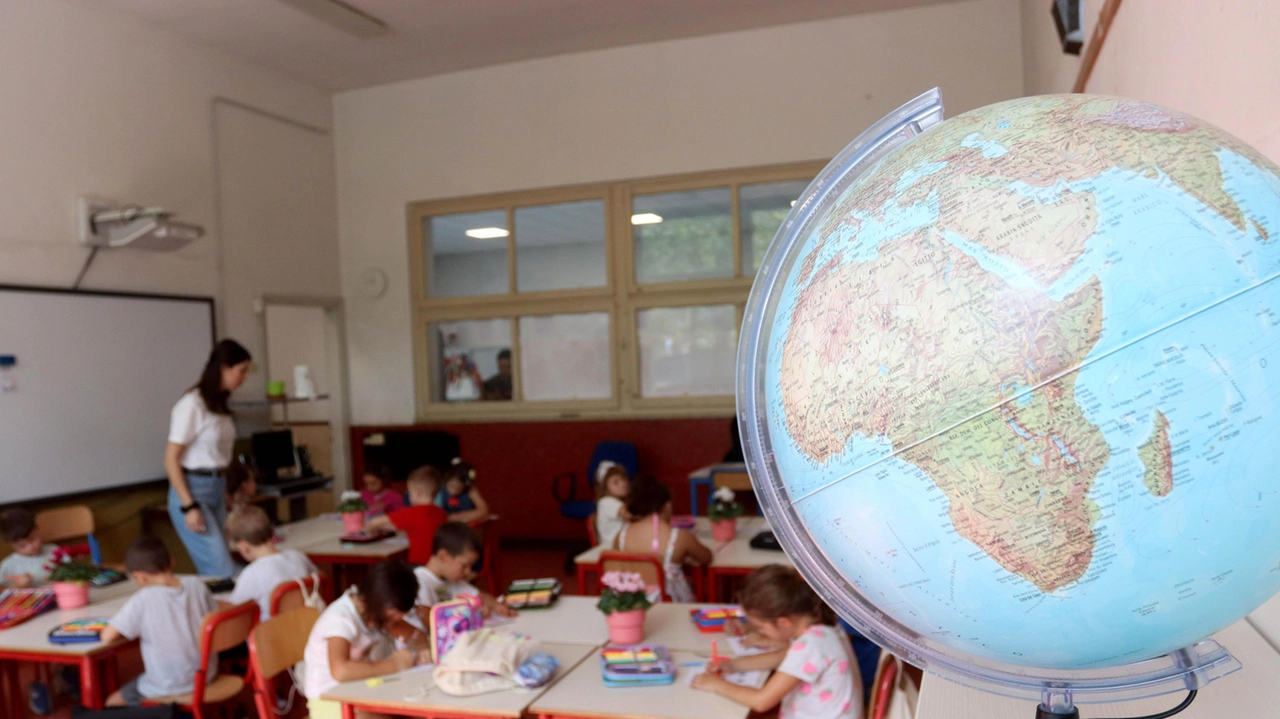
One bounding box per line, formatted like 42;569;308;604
407;160;826;422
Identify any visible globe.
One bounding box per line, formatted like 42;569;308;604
740;92;1280;680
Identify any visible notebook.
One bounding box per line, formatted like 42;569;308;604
600;644;676;687
49;619;110;644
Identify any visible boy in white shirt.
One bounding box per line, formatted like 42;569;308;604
413;522;515;619
226;506;319;620
0;507;59;587
102;537;218;707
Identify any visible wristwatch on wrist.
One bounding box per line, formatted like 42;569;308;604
181;501;202;513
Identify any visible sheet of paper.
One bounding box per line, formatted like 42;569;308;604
682;661;768;689
727;635;773;658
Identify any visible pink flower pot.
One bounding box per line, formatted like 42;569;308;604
712;518;737;542
52;581;89;610
341;512;365;534
605;609;646;645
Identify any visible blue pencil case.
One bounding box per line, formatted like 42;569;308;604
600;645;675;687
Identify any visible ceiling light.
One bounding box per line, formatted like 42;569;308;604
273;0;388;38
465;227;509;239
631;213;663;225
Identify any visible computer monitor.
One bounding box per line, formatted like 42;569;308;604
252;430;296;481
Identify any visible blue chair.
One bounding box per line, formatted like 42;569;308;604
554;441;638;523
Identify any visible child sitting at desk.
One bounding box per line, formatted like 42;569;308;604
693;564;862;719
302;561;420;719
360;463;405;517
0;507;58;587
365;465;447;566
437;458;491;524
102;537;219;708
410;522;514;622
226;505;319;620
594;461;632;548
614;475;712;603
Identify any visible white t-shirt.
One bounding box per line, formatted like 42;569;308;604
0;544;58;584
596;496;627;548
302;589;392;699
777;624;862;719
168;389;236;470
109;576;218;699
228;549;318;621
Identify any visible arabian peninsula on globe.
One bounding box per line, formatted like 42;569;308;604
762;95;1280;670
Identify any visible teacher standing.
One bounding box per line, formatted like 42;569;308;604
164;339;251;578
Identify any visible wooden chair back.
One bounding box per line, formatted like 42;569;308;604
269;574;330;617
599;551;665;601
249;607;320;719
35;506;102;563
188;601;258;713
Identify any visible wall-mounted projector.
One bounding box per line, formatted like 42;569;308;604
78;199;204;252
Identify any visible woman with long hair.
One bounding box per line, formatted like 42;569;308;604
164;339;251;577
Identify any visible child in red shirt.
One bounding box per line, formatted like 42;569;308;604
365;466;446;565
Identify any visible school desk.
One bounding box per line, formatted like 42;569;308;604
704;516;793;602
914;619;1280;719
274;514;347;551
687;463;752;517
530;648;751;719
0;581;151;714
301;532;410;591
322;642;594;719
502;596;609;646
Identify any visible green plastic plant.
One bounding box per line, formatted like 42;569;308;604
596;571;653;615
708;486;744;522
45;545;100;584
336;490;368;514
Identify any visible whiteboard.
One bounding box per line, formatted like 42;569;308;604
0;287;215;503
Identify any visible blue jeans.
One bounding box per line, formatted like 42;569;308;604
168;472;235;578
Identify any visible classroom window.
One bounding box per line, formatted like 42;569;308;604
740;180;809;274
408;161;822;420
519;312;612;401
633;188;734;284
516;200;607;292
636;304;739;398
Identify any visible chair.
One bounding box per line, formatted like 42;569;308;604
553;441;639;523
586;513;599;547
599;551;666;601
868;651;918;719
249;607;320;719
468;515;501;595
35;506;101;564
144;601;258;719
269;574;331;617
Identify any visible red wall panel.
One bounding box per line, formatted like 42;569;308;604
352;418;734;541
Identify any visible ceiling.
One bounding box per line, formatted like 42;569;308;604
86;0;966;91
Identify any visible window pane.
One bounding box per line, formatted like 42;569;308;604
425;210;508;298
516;200;607;292
519;313;611;401
637;305;738;398
430;318;512;402
633;188;733;283
740;180;809;275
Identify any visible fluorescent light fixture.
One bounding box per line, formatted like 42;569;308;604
631;213;663;225
465;227;509;239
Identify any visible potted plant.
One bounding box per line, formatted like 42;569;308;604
597;571;653;645
337;491;368;534
45;544;99;609
709;486;744;542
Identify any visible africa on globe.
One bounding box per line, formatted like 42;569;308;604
747;92;1280;673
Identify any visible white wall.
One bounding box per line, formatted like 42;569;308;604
334;0;1026;424
0;0;336;399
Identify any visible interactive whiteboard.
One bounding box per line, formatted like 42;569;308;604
0;286;215;503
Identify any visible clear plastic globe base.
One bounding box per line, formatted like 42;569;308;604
736;88;1243;717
